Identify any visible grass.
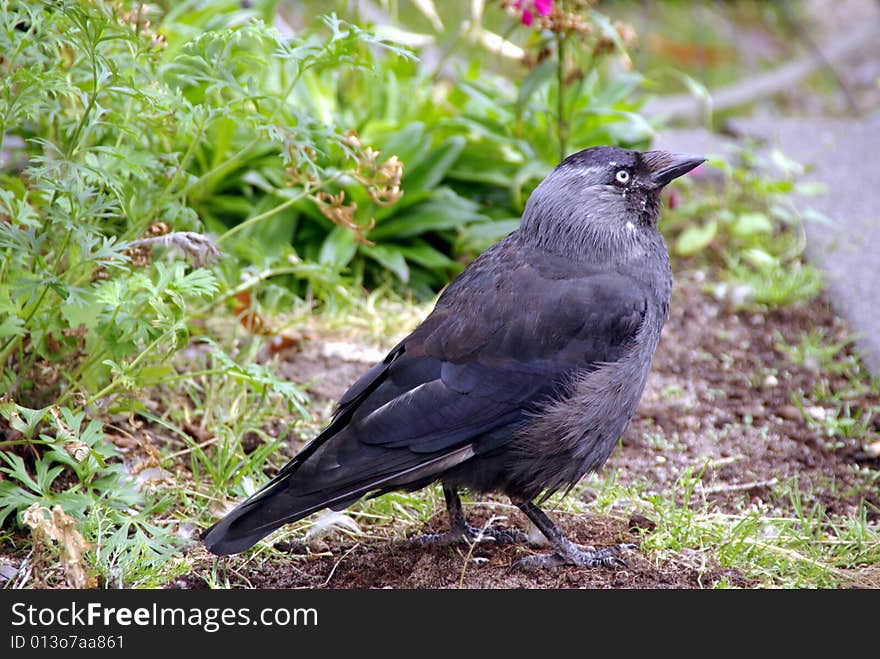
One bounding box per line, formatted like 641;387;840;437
773;325;880;449
1;287;429;582
619;474;879;589
774;327;857;376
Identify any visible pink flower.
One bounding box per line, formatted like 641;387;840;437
534;0;553;16
515;0;552;27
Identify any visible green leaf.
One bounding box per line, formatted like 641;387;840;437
137;364;175;384
210;116;238;170
319;226;358;268
0;403;50;440
455;219;520;256
675;220;718;256
0;452;41;495
511;160;551;209
0;313;25;341
741;248;777;268
369;188;487;241
793;181;827;197
666;69;712;107
516;58;556;118
591;72;644;107
397;240;458;270
359;243;410;282
61;293;100;330
403;136;466;194
372;122;430;171
0;480;37;528
732;212;773;238
447;161;516;188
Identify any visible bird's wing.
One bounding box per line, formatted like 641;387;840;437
288;253;649;487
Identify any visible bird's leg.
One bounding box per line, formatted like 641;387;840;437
509;499;636;570
408;485;527;547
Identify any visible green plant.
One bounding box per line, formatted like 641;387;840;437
0;0;415;586
594;470;880;588
799;402;875;446
155;2;439;296
664;148;824;307
278;57;487;297
774;328;855;375
728;259;823;307
0;0;417;412
0;404;182;586
1;1;223;406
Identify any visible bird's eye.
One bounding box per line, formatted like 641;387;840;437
614;169;630;185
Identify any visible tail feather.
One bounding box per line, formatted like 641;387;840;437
201;444;476;555
201;482;325;556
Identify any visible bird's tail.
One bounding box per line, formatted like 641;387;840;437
200;453;414;555
202;440;477;555
200;475;329;556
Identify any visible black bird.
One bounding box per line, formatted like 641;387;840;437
202;146;704;569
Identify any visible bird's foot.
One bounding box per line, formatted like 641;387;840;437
509;542;637;571
409;524;528;548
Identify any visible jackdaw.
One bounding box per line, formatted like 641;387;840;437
202;146;704;569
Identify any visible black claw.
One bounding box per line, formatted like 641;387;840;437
479;526;529;545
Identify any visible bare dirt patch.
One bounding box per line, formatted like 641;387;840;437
618;274;880;519
179;512;749;589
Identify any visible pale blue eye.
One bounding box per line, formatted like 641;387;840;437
615;169;630;184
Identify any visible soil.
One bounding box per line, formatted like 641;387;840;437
170;273;879;589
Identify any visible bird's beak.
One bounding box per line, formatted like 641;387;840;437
643;151;706;188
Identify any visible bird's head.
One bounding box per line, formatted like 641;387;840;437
520;146;705;260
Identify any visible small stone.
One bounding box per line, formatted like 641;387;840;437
628;513;657;533
740;406;766;420
762;374;779;389
273;540;308;555
806;406;827;421
777;405;801;421
803;356;820;373
864;440;880;458
527;523;550;547
0;563;18;581
681;416;701;430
